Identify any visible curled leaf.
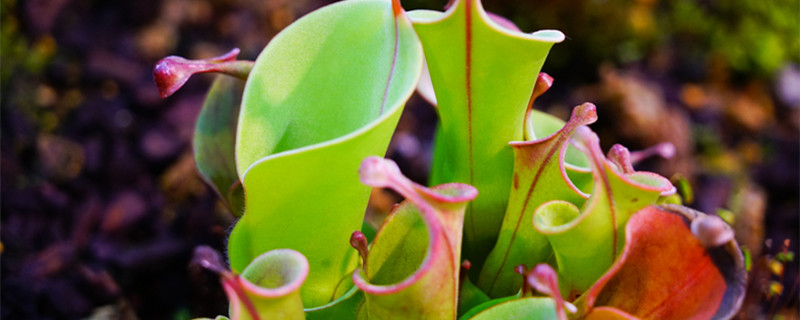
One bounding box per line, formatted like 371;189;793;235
524;73;555;120
354;157;477;319
478;103;596;298
532;127;674;294
579;205;746;320
193;246;309;320
227;0;424;308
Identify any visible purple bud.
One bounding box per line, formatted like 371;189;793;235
350;231;370;268
153;48;254;98
192;245;229;275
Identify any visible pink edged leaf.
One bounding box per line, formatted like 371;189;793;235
523;75;593;195
192;246;308;320
227;0;424;308
528;264;569;320
524;73;555;121
153;48;254;98
531;127;675;295
353;156;477;319
478;103;597;297
579;205;746;320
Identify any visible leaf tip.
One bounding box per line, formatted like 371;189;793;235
515;264;531;296
528;73;556;108
607;144;634;174
391;0;403;17
629;142;676;164
690;214;735;248
153;48;249;98
192;245;229;275
153;56;190;98
527;264;569;320
571;102;598;126
359;156;402;188
351;230;370;267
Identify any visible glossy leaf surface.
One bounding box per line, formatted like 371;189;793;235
354;157;477;319
458;275;490;317
408;0;565;265
580;205;746;320
228;0;424;308
463;297;557;320
304;285;363;320
231;249;308;320
533;127;674;294
193;75;245;215
478;103;596;297
525;109;593;194
194;248;308;320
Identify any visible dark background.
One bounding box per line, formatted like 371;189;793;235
2;0;798;319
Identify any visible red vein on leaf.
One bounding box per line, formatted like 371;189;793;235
392;0;403;17
379;0;402;115
485;128;572;293
587;140;618;260
640;258;714;318
600;165;618;260
465;0;476;245
486;104;596;293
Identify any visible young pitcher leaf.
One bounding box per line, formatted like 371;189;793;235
478;103;596;298
532;127;674;295
526;109;594;195
524;74;593;193
354;157;477;319
194;75;245;215
408;0;565;266
579;205;746;320
228;0;424;308
193;247;308;320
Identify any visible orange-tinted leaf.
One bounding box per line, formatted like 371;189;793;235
582;205;745;320
584;307;638;320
